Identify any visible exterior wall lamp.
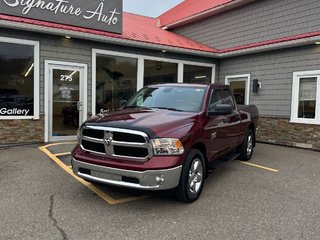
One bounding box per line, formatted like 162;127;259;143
252;79;261;93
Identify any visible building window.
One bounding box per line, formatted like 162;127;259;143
225;74;250;105
0;38;39;119
96;54;137;113
144;60;178;85
291;71;320;124
92;49;216;115
184;65;212;84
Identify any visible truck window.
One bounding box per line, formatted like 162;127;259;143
221;89;235;110
208;89;223;112
125;86;206;112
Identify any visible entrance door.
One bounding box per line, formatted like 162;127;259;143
225;74;250;105
45;61;87;141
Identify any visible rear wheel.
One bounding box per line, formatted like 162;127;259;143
175;149;205;203
238;129;254;161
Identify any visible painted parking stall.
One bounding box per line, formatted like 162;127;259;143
39;141;279;205
39;142;148;205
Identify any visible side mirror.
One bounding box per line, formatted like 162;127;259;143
208;104;233;116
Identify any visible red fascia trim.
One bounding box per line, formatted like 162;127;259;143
0;14;125;39
219;32;320;53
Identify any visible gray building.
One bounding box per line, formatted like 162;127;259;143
0;0;319;150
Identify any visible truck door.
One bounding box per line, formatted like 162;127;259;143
204;88;241;161
221;88;242;149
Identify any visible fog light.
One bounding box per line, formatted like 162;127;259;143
156;175;165;185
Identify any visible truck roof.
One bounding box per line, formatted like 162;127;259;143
145;83;227;89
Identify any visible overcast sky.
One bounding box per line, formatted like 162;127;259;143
123;0;184;17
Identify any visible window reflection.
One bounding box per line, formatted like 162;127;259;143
144;60;177;85
0;42;34;116
184;65;212;84
125;86;206;112
96;55;137;113
230;81;246;105
298;77;316;119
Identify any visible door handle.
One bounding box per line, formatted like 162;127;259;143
211;132;217;142
77;102;82;111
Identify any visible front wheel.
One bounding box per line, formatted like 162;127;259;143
175;149;205;203
238;129;254;161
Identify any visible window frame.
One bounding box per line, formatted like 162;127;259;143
0;37;40;120
92;49;216;115
207;89;223;114
290;70;320;125
225;74;250;105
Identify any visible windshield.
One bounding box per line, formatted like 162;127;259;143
124;86;206;112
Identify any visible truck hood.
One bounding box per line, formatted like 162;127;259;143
84;108;199;138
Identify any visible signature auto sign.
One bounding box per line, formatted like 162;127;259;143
0;0;123;34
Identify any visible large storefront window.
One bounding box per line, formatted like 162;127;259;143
0;40;37;118
93;50;216;115
183;65;212;84
291;71;320;124
144;60;178;85
96;55;137;113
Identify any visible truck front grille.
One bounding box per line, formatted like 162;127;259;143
80;126;153;161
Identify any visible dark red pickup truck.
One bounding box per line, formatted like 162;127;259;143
72;83;258;202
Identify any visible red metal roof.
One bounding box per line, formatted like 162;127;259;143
1;12;319;56
158;0;232;27
0;13;217;53
123;13;217;52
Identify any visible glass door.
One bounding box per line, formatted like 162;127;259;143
225;74;250;105
48;63;86;141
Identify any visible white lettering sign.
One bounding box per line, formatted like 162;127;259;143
1;0;122;33
60;74;72;82
0;108;30;116
84;2;119;25
2;0;82;15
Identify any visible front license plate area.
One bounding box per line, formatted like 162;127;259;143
91;170;122;181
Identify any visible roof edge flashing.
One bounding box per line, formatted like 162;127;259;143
162;0;255;30
219;35;320;58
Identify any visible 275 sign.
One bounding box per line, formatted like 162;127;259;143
60;74;72;82
0;0;123;34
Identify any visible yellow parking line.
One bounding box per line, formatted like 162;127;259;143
39;143;148;205
54;152;71;157
236;161;279;172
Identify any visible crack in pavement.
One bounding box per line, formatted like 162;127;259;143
49;195;68;240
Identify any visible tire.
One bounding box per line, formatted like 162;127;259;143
175;149;205;203
238;129;254;161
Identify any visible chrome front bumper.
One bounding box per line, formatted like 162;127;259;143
72;158;182;190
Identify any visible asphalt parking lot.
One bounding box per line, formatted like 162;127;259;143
1;142;320;240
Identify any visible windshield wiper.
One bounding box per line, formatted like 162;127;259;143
153;107;183;112
123;106;151;110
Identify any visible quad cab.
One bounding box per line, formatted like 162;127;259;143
72;83;259;202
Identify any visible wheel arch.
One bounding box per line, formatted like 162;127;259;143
189;142;208;178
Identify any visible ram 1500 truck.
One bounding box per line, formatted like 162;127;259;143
72;83;259;202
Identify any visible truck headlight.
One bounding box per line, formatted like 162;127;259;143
151;138;184;155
